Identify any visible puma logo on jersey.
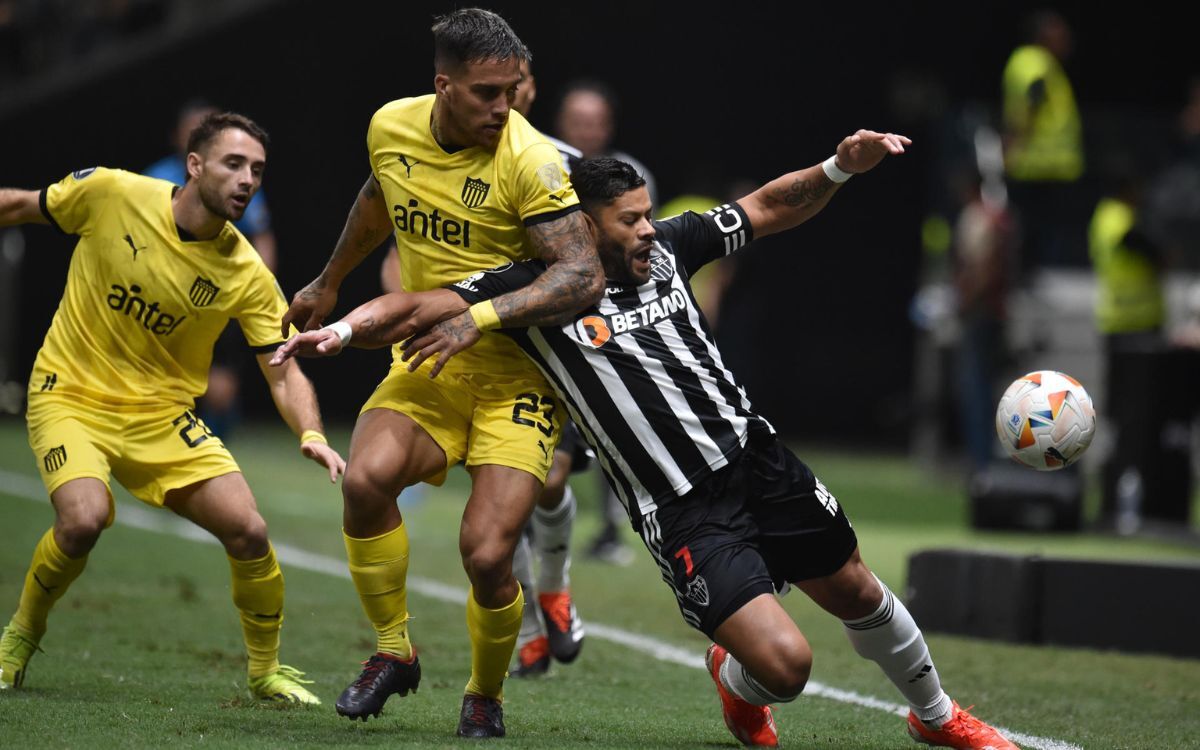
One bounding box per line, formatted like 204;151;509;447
124;234;146;260
397;154;420;178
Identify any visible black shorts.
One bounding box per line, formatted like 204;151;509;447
637;436;857;638
555;421;593;474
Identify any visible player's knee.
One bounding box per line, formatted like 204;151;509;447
225;514;270;560
55;513;106;556
460;540;511;591
753;632;812;700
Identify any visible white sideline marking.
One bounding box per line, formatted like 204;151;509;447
1;468;1081;750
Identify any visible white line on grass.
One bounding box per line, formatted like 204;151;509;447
1;468;1081;750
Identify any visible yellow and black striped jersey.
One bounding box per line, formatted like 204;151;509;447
31;167;289;409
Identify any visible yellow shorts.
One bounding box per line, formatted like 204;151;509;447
26;396;241;514
361;351;563;485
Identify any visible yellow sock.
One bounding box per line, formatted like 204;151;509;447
464;585;523;700
228;545;284;679
12;528;87;640
344;524;412;658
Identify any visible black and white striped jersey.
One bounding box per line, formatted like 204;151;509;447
451;202;773;530
543;133;583;174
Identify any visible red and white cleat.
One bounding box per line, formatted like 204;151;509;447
705;644;779;748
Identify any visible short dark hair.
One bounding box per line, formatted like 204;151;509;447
570;158;646;209
432;8;530;73
185;111;270;157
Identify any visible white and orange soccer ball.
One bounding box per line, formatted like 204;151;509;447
995;370;1097;471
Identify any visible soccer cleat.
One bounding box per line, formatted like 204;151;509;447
706;644;779;748
511;635;550;677
457;693;505;738
907;701;1020;750
335;650;421;721
0;624;41;691
538;591;584;663
247;664;321;705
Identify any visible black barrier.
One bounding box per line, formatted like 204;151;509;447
907;549;1200;659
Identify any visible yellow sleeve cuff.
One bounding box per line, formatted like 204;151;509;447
468;300;502;332
300;430;327;446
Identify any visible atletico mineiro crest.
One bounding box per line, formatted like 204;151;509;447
461;177;491;209
189;276;220;307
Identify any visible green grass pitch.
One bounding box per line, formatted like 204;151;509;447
1;419;1197;748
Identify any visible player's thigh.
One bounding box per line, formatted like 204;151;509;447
714;593;812;689
538;448;573;510
27;399;117;528
356;362;468;487
163;471;267;558
347;407;449;497
466;371;563;485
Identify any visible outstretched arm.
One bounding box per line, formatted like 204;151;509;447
280;175;393;337
269;289;468;364
0;189;48;227
738;130;910;238
255;353;346;482
401;209;603;376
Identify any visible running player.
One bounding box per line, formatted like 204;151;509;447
275;136;1021;749
279;8;601;738
0;112;345;704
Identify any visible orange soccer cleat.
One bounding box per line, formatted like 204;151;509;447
907;701;1020;749
705;644;779;748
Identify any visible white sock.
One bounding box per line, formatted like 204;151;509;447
719;650;797;706
533;486;576;593
842;578;953;726
512;533;544;647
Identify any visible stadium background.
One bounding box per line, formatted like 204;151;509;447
0;0;1191;444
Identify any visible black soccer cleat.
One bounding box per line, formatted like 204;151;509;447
335;650;421;721
539;591;585;664
456;693;505;738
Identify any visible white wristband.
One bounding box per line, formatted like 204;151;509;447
325;321;353;347
822;155;853;184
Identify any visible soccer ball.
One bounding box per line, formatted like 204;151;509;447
995;370;1096;471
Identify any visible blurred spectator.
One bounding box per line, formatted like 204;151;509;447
1145;77;1200;270
144;98;278;440
555;80;657;206
1002;10;1085;269
951;169;1015;470
1089;165;1165;530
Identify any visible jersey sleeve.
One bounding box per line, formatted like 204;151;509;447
510;141;581;227
40;167;118;236
447;260;547;305
654;202;754;278
235;264;292;351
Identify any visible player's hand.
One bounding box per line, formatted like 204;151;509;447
301;440;346;483
269;329;345;366
282;278;338;338
400;311;482;378
834;130;911;174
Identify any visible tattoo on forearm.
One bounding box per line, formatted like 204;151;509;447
494;212;602;327
768;175;833;208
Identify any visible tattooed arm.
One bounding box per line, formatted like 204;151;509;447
402;209;603;376
738;130;910;238
269;289;468;364
280;175;392;336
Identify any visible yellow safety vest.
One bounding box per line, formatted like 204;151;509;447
1003;45;1084;182
1089;197;1163;334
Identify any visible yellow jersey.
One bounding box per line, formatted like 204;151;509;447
31;167;289;409
367;95;579;370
